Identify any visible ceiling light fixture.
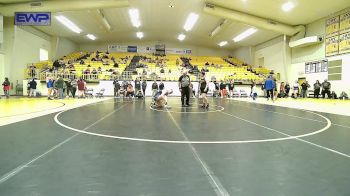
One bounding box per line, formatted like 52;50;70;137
86;34;96;40
55;15;82;34
218;41;228;47
178;33;186;41
233;28;257;42
282;2;295;12
128;9;141;28
136;32;144;39
184;13;199;31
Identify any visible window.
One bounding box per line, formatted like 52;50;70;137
40;48;48;61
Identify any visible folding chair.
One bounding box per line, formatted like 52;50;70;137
95;88;105;98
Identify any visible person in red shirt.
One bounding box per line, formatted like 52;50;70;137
77;78;86;98
2;77;10;98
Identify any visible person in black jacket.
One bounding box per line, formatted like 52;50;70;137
159;80;165;91
313;80;321;98
29;79;37;97
321;79;331;98
142;80;147;97
152;80;158;97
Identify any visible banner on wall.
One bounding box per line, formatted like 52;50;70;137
107;45;128;52
127;46;137;53
326;16;340;38
339;32;350;54
340;11;350;34
325;36;339;56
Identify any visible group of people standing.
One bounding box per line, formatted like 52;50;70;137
46;76;86;100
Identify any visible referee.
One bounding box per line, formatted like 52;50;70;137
178;70;191;107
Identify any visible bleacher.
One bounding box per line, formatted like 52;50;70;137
24;52;272;84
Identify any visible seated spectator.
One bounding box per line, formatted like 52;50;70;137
285;82;290;97
80;60;85;65
205;62;209;66
331;91;337;99
339;91;349;100
113;62;119;67
97;67;102;73
126;83;134;98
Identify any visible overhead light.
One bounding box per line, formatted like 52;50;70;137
184;13;199;31
128;9;141;28
282;2;295;12
86;34;96;40
136;32;144;39
233;28;257;42
55;15;82;34
178;33;186;41
218;41;228;47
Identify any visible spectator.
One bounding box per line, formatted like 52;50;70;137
77;78;86;98
321;79;331;98
65;79;73;98
339;91;349;100
313;80;321;98
2;77;10;98
29;78;37;97
142;80;147;96
228;80;234;97
70;79;77;98
301;81;310;98
219;80;226;98
126;83;134;98
46;78;54;100
285;82;290;97
292;81;299;99
331;91;337;99
134;78;141;92
152;80;158;96
159;80;165;91
55;76;65;99
264;75;275;102
279;82;286;98
113;79;120;97
251;82;258;100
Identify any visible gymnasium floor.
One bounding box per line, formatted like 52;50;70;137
0;97;350;196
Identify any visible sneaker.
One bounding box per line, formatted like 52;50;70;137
185;104;190;107
206;103;209;109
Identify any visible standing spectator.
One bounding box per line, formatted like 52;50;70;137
301;81;310;98
219;80;226;98
214;81;220;97
70;79;77;98
228;80;234;98
29;79;37;97
264;75;275;102
292;81;299;99
46;78;54;100
55;76;65;99
27;79;31;96
159;80;165;91
2;77;10;98
152;80;158;97
113;79;120;97
321;79;331;98
77;78;86;98
178;70;191;107
134;78;141;92
142;80;147;96
313;80;321;98
285;82;290;97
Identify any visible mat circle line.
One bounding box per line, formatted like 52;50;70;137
54;106;332;144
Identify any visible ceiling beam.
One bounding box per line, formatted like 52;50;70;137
0;0;130;16
91;9;112;33
203;3;305;36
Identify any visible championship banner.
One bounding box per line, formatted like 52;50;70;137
325;36;339;57
339;32;350;54
340;11;350;34
326;16;340;38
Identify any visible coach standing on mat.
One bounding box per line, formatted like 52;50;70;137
178;70;191;107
